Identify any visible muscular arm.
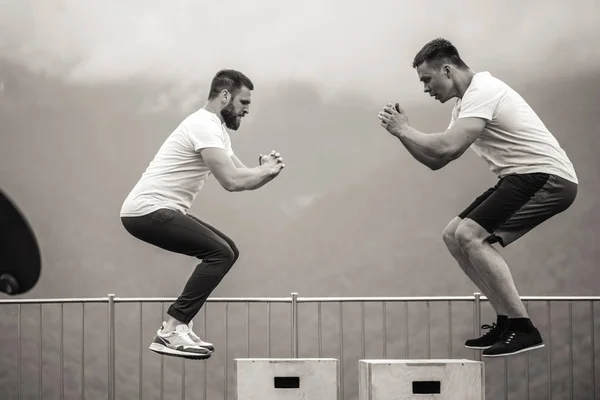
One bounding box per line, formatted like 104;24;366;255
230;153;277;189
201;148;278;192
396;117;486;170
230;154;247;168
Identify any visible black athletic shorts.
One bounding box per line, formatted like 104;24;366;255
458;173;578;247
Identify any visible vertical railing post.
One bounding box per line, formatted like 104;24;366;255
473;292;482;361
108;294;116;400
291;292;299;358
591;301;596;400
590;300;596;400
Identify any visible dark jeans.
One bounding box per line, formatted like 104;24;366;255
121;208;239;324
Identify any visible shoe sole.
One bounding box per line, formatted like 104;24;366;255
482;343;545;358
465;345;492;350
149;343;212;360
197;345;215;353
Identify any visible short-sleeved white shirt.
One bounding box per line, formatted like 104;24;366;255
120;109;234;217
448;72;578;184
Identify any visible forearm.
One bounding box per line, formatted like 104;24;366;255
228;165;277;191
243;170;276;190
395;127;451;170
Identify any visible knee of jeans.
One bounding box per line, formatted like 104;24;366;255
219;244;237;267
229;242;240;264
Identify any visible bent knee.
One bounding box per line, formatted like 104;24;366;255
220;244;238;266
442;230;458;251
200;242;238;267
454;219;488;248
229;242;240;264
442;218;461;249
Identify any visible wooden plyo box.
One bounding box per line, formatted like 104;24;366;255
359;359;485;400
234;358;340;400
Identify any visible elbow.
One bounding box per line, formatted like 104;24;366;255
428;162;445;171
223;183;236;192
224;182;243;192
429;147;460;170
221;178;243;192
427;156;450;171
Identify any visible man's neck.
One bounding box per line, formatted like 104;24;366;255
455;69;477;99
202;101;224;124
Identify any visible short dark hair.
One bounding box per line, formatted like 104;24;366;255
412;38;469;69
208;69;254;100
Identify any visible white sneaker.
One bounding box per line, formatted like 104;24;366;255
188;321;215;352
149;323;211;359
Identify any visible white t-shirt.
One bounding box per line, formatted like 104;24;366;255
448;72;578;184
120;108;234;217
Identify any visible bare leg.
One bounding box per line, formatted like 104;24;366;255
455;219;528;318
443;218;508;315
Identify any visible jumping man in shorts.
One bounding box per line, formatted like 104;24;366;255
378;38;578;357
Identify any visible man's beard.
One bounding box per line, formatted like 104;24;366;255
221;103;241;130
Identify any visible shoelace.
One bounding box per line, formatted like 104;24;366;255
187;323;203;342
480;323;497;336
177;328;197;346
189;330;204;342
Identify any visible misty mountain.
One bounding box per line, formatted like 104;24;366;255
250;71;600;298
1;58;598;300
1;58;598;400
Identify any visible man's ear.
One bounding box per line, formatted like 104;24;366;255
221;89;230;102
443;65;451;77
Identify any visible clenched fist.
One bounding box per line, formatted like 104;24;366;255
378;102;410;137
259;150;285;175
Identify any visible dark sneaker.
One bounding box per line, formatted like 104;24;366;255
149;323;212;360
465;322;507;349
482;328;544;358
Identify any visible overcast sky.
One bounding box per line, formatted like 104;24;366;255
1;0;598;103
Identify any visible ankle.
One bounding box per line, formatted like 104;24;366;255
496;314;508;326
508;317;536;333
163;316;186;333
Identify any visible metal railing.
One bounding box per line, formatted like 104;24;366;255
0;293;597;400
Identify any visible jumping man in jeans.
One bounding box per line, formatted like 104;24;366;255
120;70;285;359
378;38;578;357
